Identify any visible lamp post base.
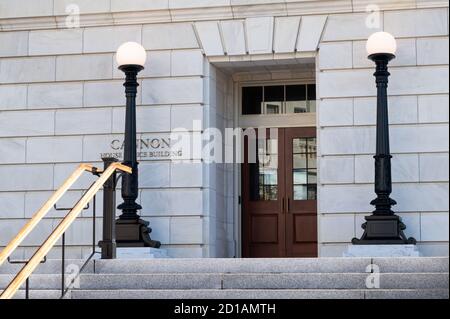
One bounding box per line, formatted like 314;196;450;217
352;215;417;245
116;219;161;248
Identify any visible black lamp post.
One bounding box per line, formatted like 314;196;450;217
353;32;416;245
115;42;161;248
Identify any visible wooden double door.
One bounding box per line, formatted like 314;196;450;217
242;127;318;258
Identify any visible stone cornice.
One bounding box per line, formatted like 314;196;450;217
0;0;448;31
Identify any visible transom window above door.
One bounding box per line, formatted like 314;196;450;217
242;84;316;115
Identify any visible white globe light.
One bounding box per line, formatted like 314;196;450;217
116;42;147;67
366;32;397;57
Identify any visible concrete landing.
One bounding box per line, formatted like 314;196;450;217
344;245;420;257
116;248;169;259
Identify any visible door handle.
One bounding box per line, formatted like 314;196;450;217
287;197;291;213
282;197;285;214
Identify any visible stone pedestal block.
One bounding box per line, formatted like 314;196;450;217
117;248;169;259
344;245;420;257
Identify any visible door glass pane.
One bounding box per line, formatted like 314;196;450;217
293;169;307;184
293;154;307;169
308;155;317;169
308;169;317;184
266;139;278;154
308;138;317;152
294;185;308;200
249;137;278;201
308;185;317;200
293;138;307;153
262;186;278;200
258;154;278;169
261;169;278;185
292;137;317;201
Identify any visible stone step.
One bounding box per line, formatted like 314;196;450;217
93;258;372;274
92;257;449;274
0;259;93;274
0;274;64;290
70;289;449;300
12;290;69;300
3;272;447;291
77;273;449;290
372;257;449;273
221;273;449;290
1;257;447;275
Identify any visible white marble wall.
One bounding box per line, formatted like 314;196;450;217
0;18;208;259
203;66;236;257
317;7;449;257
0;0;449;258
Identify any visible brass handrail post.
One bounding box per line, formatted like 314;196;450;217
99;158;119;259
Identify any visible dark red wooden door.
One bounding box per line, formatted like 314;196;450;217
242;127;317;258
242;129;286;257
284;127;318;257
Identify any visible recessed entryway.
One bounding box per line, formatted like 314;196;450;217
210;58;318;258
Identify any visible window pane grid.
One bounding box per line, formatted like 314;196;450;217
293;137;317;200
250;138;279;201
242;84;316;115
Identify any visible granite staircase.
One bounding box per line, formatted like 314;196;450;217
1;257;448;299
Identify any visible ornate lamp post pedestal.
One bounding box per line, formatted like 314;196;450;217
115;43;161;248
352;33;416;246
116;219;160;248
353;215;415;245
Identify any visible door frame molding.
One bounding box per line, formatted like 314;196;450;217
232;80;319;258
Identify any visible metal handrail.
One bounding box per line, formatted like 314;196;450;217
55;186;98;299
0;164;94;267
0;162;131;300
